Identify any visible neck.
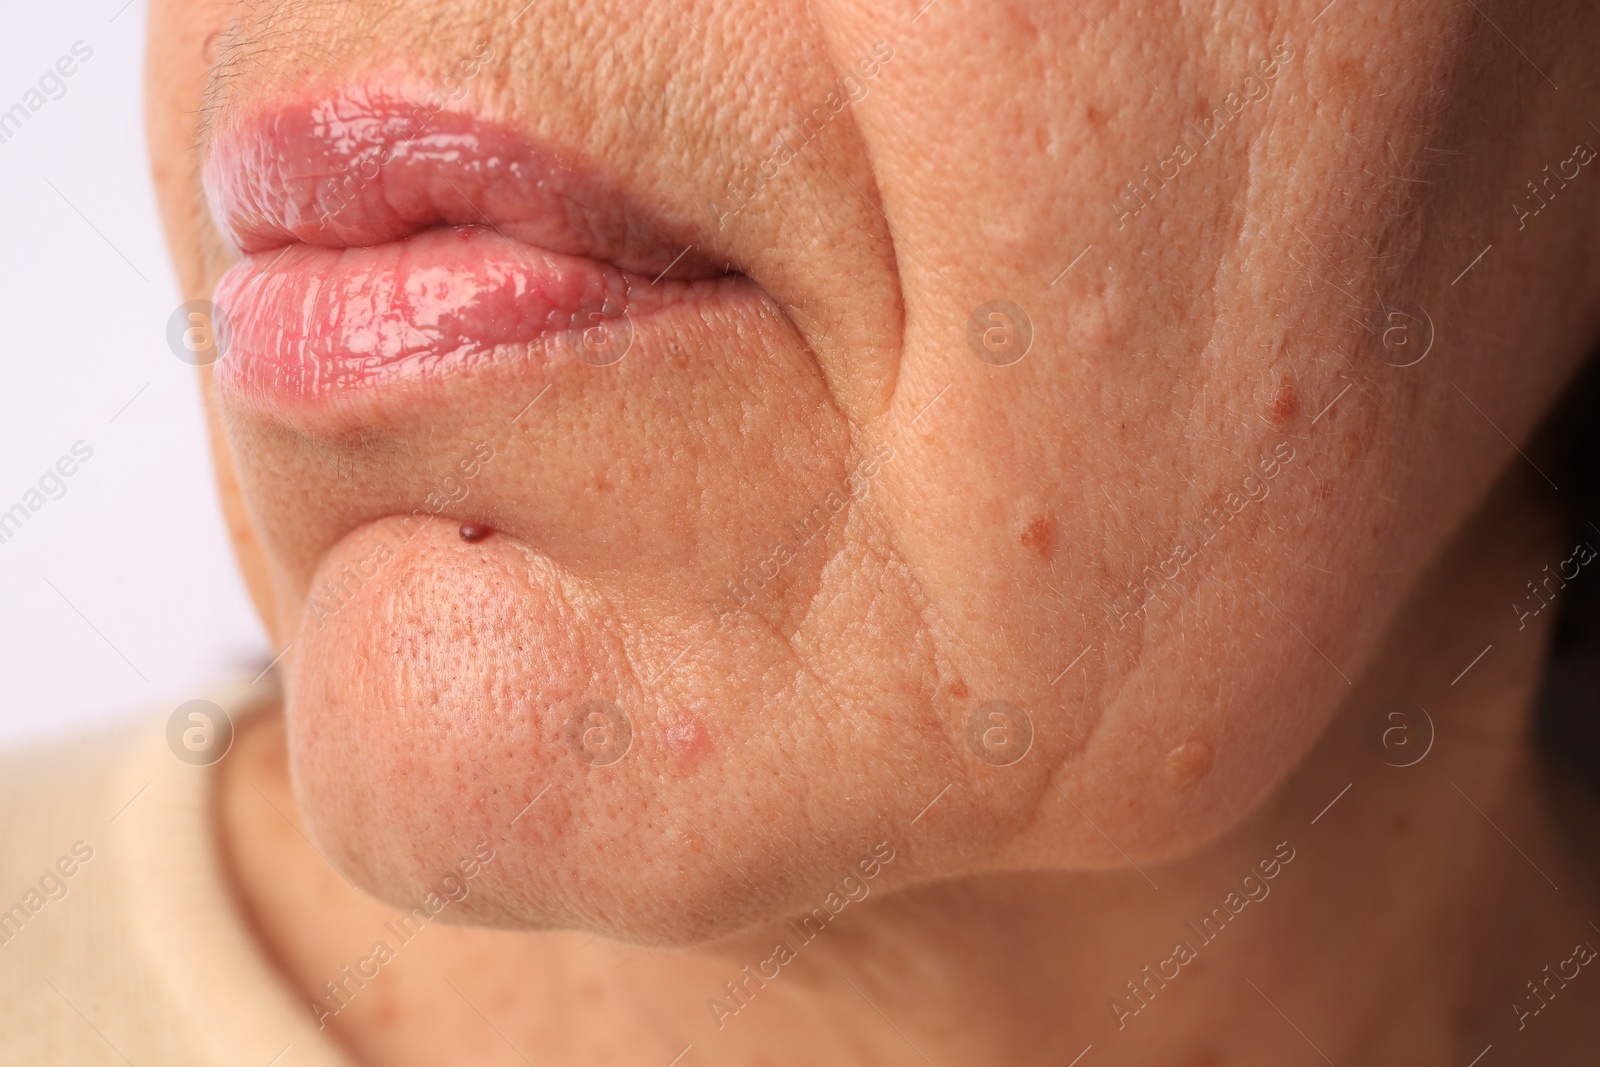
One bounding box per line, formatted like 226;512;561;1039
220;473;1600;1066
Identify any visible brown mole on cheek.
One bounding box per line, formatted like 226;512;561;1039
1020;516;1055;559
1164;739;1214;789
1268;380;1300;426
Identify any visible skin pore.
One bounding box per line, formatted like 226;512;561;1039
143;0;1600;1062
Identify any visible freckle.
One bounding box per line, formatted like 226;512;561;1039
1341;433;1362;465
1268;381;1299;426
1164;739;1213;789
1020;516;1056;559
459;522;492;543
950;679;969;701
663;714;712;770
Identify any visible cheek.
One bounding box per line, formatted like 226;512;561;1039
145;0;238;293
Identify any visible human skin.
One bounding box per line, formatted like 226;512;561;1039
145;0;1600;1062
219;471;1600;1065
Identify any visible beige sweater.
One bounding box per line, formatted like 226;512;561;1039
0;682;353;1066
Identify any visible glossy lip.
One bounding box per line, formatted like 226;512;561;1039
203;87;725;407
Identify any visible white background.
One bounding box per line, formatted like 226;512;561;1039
0;3;267;747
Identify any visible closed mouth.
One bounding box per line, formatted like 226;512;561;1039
202;85;745;411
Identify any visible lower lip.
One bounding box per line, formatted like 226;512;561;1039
214;224;694;404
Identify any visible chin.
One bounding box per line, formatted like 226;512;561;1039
278;517;1070;945
274;505;1352;945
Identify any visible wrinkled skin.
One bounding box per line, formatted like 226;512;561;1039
147;0;1600;1062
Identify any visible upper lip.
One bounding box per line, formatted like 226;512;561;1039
202;85;713;278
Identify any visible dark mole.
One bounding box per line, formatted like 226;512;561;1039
950;679;970;701
459;522;492;543
1020;516;1055;559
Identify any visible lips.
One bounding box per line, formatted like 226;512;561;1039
212;224;714;401
203;88;725;407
